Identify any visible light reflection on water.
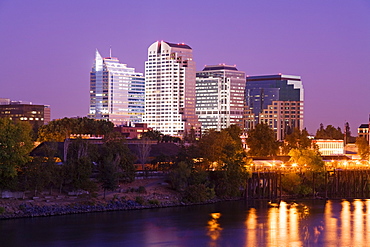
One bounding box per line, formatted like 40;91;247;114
240;199;370;247
2;200;370;246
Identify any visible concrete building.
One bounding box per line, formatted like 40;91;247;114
114;123;153;139
313;139;344;156
196;65;245;132
358;124;369;142
0;98;50;129
144;41;200;137
88;50;145;126
244;74;304;140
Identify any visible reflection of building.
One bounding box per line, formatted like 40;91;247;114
313;139;344;156
114;123;152;139
358;124;369;142
0;98;50;129
144;41;200;137
244;74;304;140
196;65;246;131
88;50;145;126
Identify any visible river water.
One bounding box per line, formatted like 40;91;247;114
1;199;370;246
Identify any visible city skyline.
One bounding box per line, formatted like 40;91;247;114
0;0;369;134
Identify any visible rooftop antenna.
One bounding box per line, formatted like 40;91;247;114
109;46;112;58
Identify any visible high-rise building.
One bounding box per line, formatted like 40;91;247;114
244;74;304;140
196;65;246;132
144;41;200;137
0;99;50;129
88;50;145;126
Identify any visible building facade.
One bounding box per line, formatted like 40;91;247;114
144;41;200;137
196;65;246;131
114;123;152;139
358;124;369;142
313;139;344;156
88;50;145;126
0;99;50;129
244;74;304;140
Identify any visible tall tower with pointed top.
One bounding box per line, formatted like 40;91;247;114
144;41;200;137
88;50;145;126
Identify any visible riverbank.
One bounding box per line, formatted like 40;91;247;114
0;178;239;220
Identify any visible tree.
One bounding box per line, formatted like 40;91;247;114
356;137;369;160
282;128;311;154
198;129;233;169
98;143;120;198
0;118;33;180
288;148;325;171
344;122;352;144
99;139;136;185
141;130;162;142
64;139;97;192
246;123;279;157
136;138;152;171
223;124;243;147
197;126;249;198
214;140;249;198
18;142;59;195
315;124;343;140
168;161;192;191
37;117;114;142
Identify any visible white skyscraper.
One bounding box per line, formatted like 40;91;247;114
89;50;145;126
144;41;200;137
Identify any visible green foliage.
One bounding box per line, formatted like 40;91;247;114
282;128;312;154
135;196;145;205
198;129;237;169
356;137;369;160
246;123;279;157
137;186;146;194
98;139;135;197
148;199;160;205
18;142;60;194
168;161;192;191
194;125;249;199
0;206;5;214
281;173;312;196
288;148;325;171
315;123;343;140
223;124;243;147
141;130;162;142
176;144;200;164
0;118;33;180
281;173;302;194
63;139;97;192
37;117;114;142
65;156;96;192
101;139;135;183
210;169;248;199
281;171;325;197
182;184;215;203
98;157;119;197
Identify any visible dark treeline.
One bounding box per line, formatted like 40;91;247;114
0;117;369;203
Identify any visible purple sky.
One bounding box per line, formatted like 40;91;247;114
0;0;369;134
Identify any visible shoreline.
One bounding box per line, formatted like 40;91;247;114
1;195;366;220
0;196;243;220
0;177;242;220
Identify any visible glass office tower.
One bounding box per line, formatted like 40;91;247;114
196;65;246;132
245;74;304;140
89;50;145;126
